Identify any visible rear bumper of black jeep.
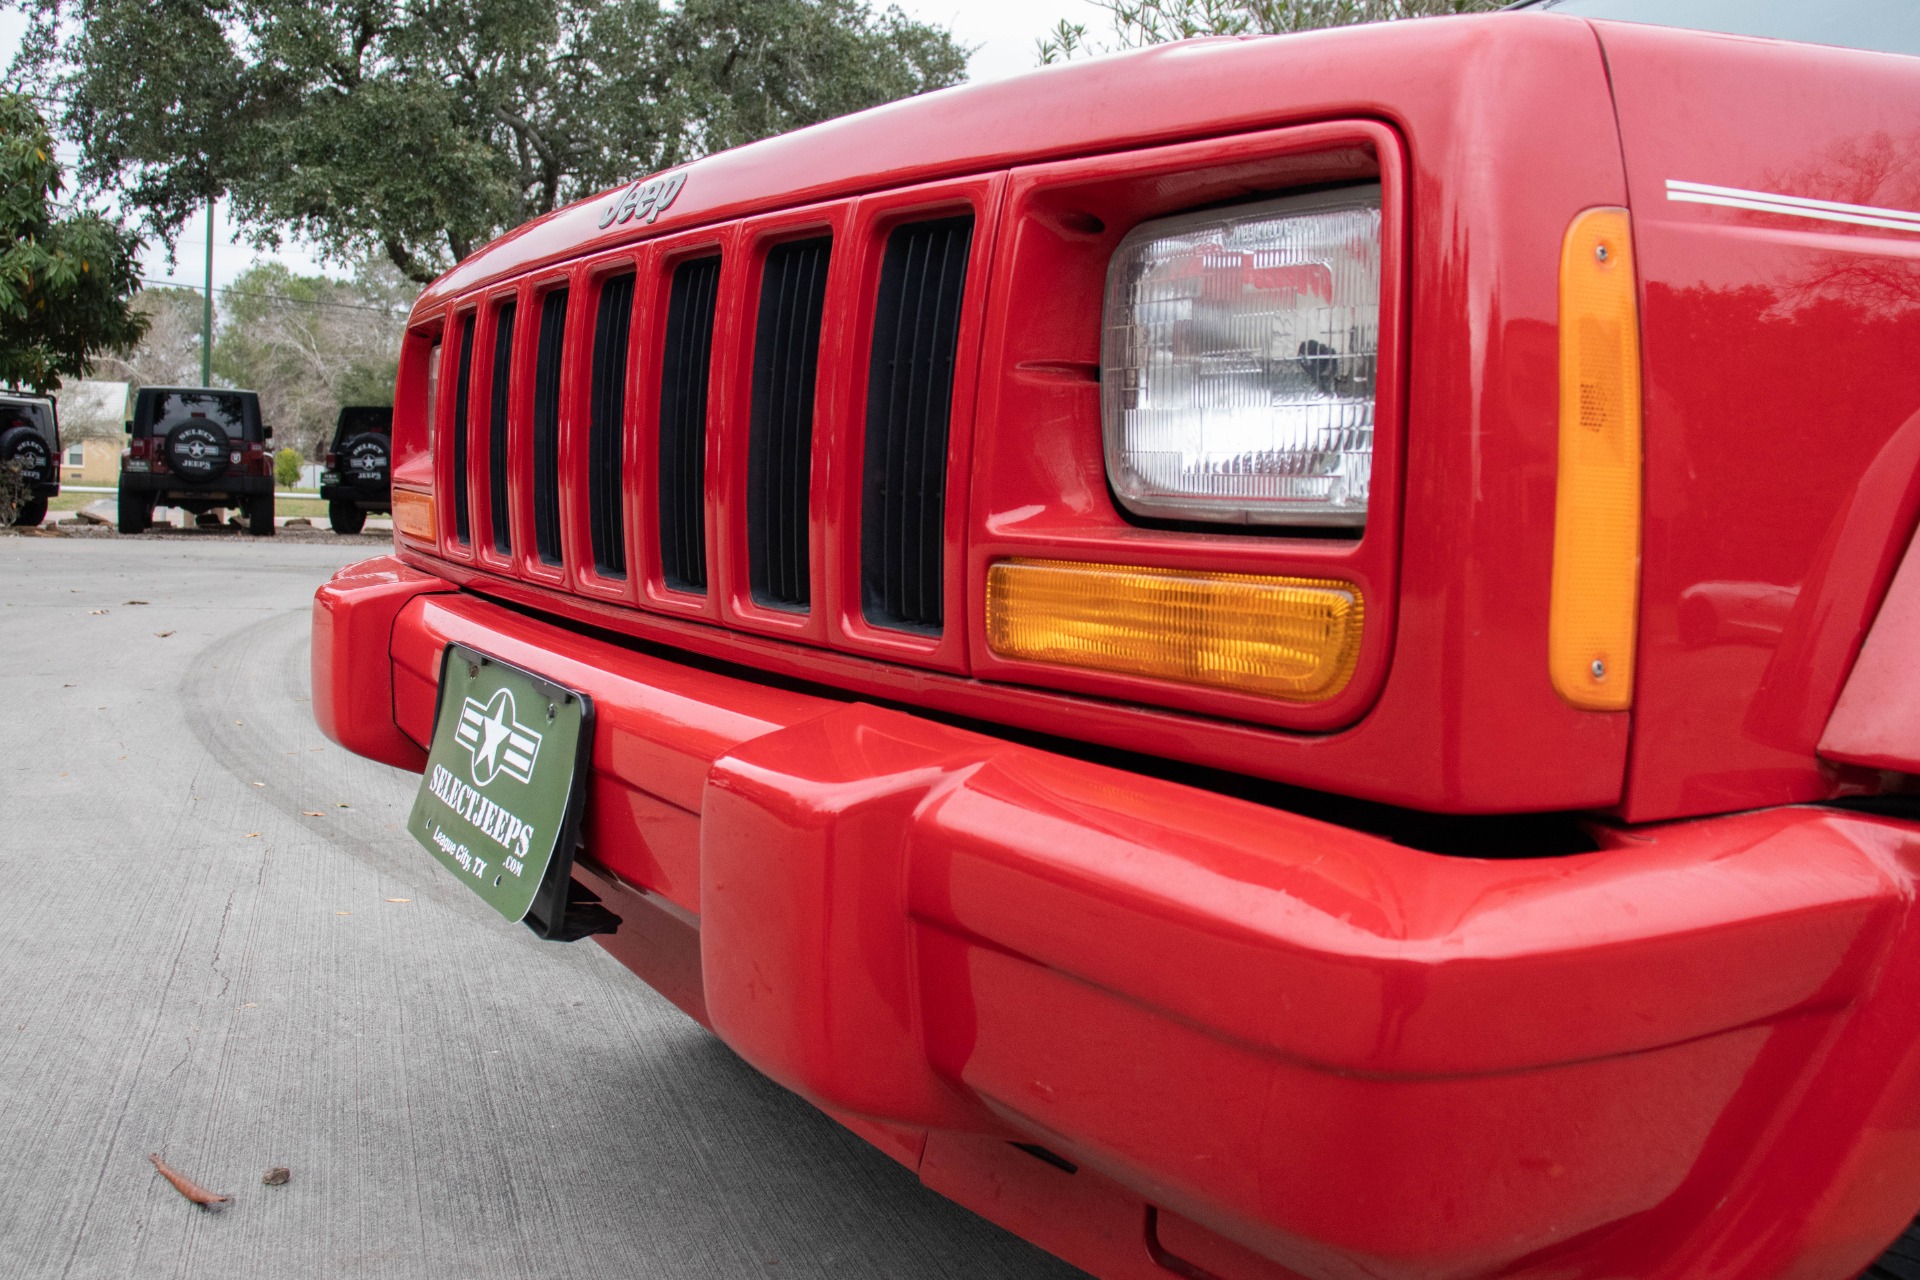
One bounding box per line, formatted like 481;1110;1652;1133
319;479;390;510
120;471;273;502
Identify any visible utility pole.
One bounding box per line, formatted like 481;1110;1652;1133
201;197;214;386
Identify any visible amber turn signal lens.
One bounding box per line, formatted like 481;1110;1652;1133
1550;208;1642;712
986;558;1364;702
392;489;436;543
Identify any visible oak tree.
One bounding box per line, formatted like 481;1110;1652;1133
1038;0;1506;62
0;91;146;392
13;0;967;284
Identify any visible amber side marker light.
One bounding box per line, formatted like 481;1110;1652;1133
392;489;436;543
1550;207;1643;712
985;558;1364;702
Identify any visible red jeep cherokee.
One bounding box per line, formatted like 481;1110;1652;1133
313;5;1920;1277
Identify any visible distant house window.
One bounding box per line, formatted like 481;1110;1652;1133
64;443;84;466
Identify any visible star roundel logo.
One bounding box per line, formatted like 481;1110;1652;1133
453;687;543;786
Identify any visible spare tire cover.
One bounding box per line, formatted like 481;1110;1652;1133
0;426;53;486
337;431;390;485
165;421;231;481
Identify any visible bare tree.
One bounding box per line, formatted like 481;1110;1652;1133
92;288;206;389
212;260;416;459
93;263;415;459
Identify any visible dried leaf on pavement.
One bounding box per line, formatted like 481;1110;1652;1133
148;1153;228;1208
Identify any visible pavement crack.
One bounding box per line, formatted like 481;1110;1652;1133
208;890;237;1000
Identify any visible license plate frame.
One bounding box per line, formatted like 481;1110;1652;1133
408;643;612;939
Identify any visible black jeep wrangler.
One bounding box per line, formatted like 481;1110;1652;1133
318;405;391;535
119;387;275;536
0;391;61;528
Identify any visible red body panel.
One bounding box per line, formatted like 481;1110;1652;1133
1823;518;1920;775
1597;24;1920;822
317;563;1920;1279
310;557;450;771
317;11;1920;1279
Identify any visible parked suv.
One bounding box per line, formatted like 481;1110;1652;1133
0;392;60;528
318;405;392;534
119;387;274;535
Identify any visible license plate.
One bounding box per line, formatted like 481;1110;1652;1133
409;644;593;924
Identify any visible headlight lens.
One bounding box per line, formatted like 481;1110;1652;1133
1101;184;1381;527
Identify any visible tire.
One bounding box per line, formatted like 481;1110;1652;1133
118;490;152;535
329;501;367;535
163;421;232;482
248;494;275;537
1864;1218;1920;1278
11;496;47;528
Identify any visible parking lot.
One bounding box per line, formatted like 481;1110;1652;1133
0;531;1084;1280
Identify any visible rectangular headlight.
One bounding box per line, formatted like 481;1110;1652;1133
1101;184;1381;527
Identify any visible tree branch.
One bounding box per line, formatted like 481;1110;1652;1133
383;236;437;285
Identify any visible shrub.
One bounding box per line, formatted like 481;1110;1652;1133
0;459;28;525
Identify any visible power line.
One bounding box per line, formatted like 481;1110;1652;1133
139;276;410;316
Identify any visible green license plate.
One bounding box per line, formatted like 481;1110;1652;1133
409;644;593;924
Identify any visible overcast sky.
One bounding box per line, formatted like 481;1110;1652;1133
1;1;1111;292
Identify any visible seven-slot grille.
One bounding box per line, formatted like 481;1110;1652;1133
434;209;976;656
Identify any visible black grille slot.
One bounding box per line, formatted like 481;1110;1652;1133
747;237;832;611
861;216;973;633
451;315;475;545
532;288;568;567
657;256;721;593
588;273;635;579
488;301;517;556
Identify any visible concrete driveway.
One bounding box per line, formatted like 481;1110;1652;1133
0;533;1084;1280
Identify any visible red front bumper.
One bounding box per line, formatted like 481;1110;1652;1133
315;556;1920;1280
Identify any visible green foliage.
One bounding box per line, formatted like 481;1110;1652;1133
274;446;303;488
1038;0;1505;62
0;92;147;392
16;0;968;284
